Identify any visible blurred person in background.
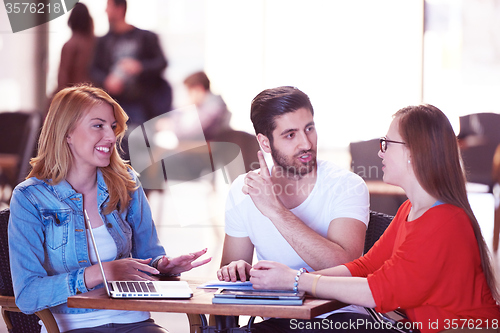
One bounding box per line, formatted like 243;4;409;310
183;71;232;140
56;3;95;93
90;0;172;160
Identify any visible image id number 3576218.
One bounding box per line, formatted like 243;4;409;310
5;2;62;14
443;319;498;330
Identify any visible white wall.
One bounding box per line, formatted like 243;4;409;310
203;0;424;147
44;0;423;151
6;0;500;150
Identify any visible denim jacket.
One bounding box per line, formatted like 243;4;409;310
8;169;165;315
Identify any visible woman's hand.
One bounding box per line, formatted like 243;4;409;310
104;258;159;281
84;258;159;289
156;248;212;275
250;260;296;290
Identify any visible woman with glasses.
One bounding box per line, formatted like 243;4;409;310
249;104;500;332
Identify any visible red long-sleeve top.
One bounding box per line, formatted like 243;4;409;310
345;201;500;332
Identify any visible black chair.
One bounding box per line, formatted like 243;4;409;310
211;129;260;179
492;144;500;252
457;112;500;143
0;112;41;202
457;112;500;191
364;211;394;254
0;209;60;333
363;212;412;330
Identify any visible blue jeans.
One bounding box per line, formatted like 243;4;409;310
65;319;168;333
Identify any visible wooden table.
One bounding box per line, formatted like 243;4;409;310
67;278;344;332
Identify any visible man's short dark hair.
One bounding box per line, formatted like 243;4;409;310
250;86;314;143
184;71;210;91
112;0;127;13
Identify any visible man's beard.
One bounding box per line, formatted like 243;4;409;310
270;144;317;180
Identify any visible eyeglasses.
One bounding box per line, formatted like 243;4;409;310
379;137;406;153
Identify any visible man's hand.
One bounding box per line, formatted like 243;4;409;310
242;151;285;218
217;260;252;282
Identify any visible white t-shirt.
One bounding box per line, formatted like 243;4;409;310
225;160;370;272
225;161;370;318
225;160;370;316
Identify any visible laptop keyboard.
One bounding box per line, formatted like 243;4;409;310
116;281;157;293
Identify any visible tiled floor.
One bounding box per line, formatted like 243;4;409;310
1;164;499;333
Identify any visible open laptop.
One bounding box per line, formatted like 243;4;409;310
84;210;193;299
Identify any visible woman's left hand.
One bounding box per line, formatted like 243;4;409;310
250;260;296;290
156;248;212;275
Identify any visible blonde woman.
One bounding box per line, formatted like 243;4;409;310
9;85;210;333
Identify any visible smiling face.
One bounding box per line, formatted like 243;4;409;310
261;107;317;179
66;103;117;173
378;116;412;187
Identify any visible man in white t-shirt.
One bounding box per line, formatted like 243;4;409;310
216;86;370;331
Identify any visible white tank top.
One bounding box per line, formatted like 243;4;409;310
41;224;149;333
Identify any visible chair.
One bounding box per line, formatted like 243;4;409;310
458;113;500;251
0;112;41;203
457;112;500;143
458;112;500;191
492;144;500;251
0;208;60;333
202;129;261;187
364;211;394;254
186;313;206;333
212;129;260;174
363;212;411;331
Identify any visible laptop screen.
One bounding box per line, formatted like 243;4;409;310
84;209;112;297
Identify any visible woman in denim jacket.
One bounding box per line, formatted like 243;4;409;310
8;85;210;333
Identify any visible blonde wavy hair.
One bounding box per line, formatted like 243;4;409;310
28;85;137;214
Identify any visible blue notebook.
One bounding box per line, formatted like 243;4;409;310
212;288;305;305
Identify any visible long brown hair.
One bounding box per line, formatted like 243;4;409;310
29;85;136;214
395;104;499;302
68;3;94;36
